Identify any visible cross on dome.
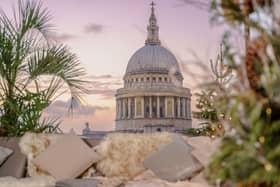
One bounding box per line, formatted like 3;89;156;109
150;1;155;13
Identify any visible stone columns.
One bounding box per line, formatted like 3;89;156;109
122;99;126;119
116;99;119;120
149;96;152;118
141;97;145;118
177;97;181;118
172;97;175;117
164;97;167;117
186;99;191;119
157;96;160;118
134;98;137;118
119;99;122;119
128;97;131;119
189;99;192;119
182;98;186;118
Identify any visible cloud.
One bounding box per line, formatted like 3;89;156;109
84;23;104;34
173;0;209;10
42;100;114;134
86;74;122;99
57;109;115;134
44;100;109;117
88;74;113;79
87;89;116;99
91;80;122;87
53;33;77;42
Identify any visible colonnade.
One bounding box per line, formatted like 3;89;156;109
116;96;191;120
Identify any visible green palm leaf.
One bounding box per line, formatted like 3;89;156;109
0;0;88;136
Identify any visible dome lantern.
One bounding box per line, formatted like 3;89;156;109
145;1;161;45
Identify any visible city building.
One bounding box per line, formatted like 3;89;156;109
115;2;192;133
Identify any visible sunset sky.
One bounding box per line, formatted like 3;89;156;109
0;0;226;133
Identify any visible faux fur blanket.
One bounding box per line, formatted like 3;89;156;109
19;132;174;180
95;132;173;179
0;176;55;187
18;132;218;186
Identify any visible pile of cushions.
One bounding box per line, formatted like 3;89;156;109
19;133;100;180
0;132;219;187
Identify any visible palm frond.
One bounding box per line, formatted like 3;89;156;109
27;44;88;108
0;0;88;136
16;0;52;39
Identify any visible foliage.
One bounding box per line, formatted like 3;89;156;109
1;91;62;136
184;123;218;137
0;0;87;136
200;0;280;186
192;46;232;138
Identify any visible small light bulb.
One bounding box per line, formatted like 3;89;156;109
266;108;272;115
265;163;272;172
259;136;265;144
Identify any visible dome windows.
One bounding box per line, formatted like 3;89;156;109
124;75;172;88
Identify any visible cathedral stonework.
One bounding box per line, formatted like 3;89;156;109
115;2;192;133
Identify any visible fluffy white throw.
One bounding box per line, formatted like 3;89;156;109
95;132;174;179
0;176;55;187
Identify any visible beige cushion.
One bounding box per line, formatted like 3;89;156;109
19;133;67;177
143;136;203;182
0;137;27;178
185;136;221;166
0;146;13;165
34;135;101;181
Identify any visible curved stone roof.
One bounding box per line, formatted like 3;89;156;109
125;45;182;77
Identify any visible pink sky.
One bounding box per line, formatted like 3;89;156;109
0;0;225;134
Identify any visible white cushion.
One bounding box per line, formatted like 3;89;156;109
0;146;13;166
33;135;101;181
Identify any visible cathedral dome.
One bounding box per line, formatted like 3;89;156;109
124;1;182;79
115;2;192;133
125;45;182;77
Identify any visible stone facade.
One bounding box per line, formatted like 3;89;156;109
115;3;192;132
